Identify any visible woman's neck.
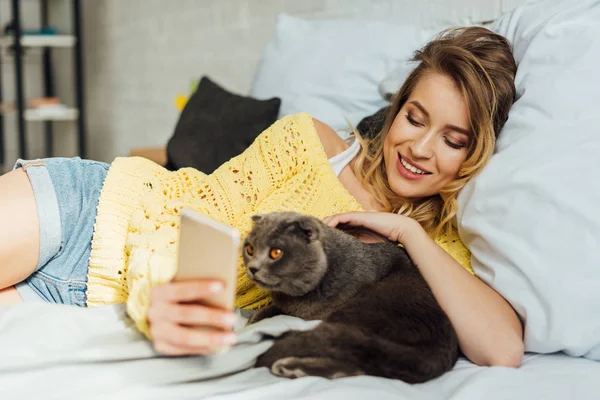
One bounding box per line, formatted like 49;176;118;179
337;162;384;211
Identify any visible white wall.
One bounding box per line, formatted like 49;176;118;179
0;0;526;168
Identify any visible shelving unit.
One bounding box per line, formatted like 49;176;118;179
0;0;85;167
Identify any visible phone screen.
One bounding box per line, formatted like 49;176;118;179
174;209;241;311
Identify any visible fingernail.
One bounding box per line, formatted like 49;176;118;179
222;334;237;345
223;313;238;326
208;282;224;293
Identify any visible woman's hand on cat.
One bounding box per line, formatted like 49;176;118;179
324;211;420;244
148;280;238;356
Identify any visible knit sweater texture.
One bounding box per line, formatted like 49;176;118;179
86;112;472;337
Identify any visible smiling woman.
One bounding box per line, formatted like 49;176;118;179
353;27;515;238
384;73;471;200
325;26;523;369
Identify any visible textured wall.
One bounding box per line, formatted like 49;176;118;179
0;0;526;167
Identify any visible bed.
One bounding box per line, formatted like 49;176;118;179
2;302;600;399
3;0;600;398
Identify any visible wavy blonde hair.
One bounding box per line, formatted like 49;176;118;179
354;27;516;238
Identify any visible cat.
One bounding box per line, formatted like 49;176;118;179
243;211;459;383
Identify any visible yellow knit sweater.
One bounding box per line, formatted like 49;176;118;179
86;112;472;337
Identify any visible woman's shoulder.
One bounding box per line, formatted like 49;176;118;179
311;118;351;159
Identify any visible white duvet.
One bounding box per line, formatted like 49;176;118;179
1;303;598;400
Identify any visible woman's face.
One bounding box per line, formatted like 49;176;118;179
383;73;471;200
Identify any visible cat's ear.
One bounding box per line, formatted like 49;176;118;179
292;218;321;242
251;214;264;224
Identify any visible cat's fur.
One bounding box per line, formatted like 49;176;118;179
243;212;459;383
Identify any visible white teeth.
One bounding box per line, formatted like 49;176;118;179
400;156;427;175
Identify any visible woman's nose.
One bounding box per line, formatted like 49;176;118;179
409;131;435;159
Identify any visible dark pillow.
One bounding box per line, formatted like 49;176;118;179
355;105;391;140
166;76;281;173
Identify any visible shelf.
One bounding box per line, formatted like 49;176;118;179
24;107;79;121
0;35;76;48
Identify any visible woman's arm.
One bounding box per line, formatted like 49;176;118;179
325;212;524;368
402;221;524;367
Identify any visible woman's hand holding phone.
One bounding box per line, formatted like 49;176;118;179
148;280;238;356
148;209;241;356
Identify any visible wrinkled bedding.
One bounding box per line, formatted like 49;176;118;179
1;303;598;399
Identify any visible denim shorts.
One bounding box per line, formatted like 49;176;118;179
14;157;110;307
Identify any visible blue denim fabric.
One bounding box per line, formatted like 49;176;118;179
13;157;109;306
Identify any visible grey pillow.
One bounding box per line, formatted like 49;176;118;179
166;76;281;173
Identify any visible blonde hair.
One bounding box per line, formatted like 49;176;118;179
354;27;516;238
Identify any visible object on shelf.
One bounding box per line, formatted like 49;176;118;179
23;25;60;36
24;105;78;121
4;22;60;36
28;96;60;108
0;34;75;48
1;23;73;48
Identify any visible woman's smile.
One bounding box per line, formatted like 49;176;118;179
396;153;432;180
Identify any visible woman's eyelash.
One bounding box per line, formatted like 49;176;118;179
444;138;466;150
406;113;466;150
406;113;422;127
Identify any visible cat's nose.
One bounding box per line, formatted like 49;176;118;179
249;266;259;275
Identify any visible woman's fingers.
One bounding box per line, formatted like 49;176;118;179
151;280;224;303
323;212;363;227
151;320;237;353
324;212;409;243
148;302;238;331
148;280;240;356
324;211;380;228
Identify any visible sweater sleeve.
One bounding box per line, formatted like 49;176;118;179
125;113;323;338
434;228;474;275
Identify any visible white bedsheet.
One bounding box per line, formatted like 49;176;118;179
1;303;598;400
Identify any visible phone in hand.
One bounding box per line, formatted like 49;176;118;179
174;209;241;312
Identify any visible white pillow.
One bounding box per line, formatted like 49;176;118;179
250;14;430;130
457;0;600;359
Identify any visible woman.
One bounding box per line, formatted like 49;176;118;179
0;27;521;367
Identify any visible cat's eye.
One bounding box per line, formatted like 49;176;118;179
246;244;254;256
269;248;283;260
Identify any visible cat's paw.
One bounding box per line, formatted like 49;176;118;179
271;357;365;380
248;305;282;325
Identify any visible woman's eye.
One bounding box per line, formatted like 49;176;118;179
246;244;254;256
406;113;423;127
269;248;283;260
444;138;466;150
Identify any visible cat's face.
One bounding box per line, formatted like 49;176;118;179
243;212;328;297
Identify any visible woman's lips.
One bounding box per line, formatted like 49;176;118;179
396;154;430;181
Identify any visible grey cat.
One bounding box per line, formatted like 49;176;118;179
243;211;459;383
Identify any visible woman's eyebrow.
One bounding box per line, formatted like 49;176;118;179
409;101;430;117
409;100;470;136
446;124;470;136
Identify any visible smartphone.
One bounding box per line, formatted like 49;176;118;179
174;208;241;312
